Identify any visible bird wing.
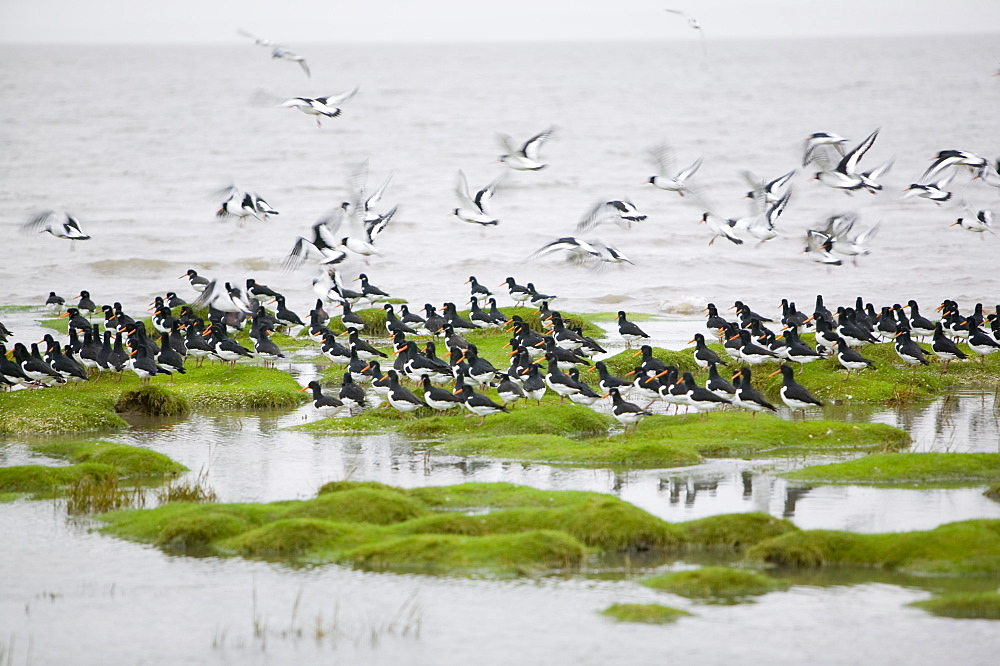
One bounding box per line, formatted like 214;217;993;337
20;210;57;234
325;86;359;106
838;128;879;175
521;127;555;160
677;155;704;182
650;142;676;177
474;172;506;213
455;170;477;209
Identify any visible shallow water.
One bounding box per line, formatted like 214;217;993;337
3;35;1000;664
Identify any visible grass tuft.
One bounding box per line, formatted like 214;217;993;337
642;566;787;603
601;603;691;624
909;591;1000;619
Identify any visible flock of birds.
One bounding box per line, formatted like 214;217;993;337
3;267;999;436
8;22;1000;439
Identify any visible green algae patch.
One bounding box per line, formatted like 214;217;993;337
910;591;1000;619
100;501;288;544
406;482;621;510
285;487;428;525
747;519;1000;575
677;512;800;551
94;483;813;574
627;411;909;458
114;385;190;416
0;365;303;436
0;389;127;435
160;364;306;409
442;433;702;468
642;566;787;603
393;498;683;551
317;480;401;495
156;511;259;553
32;440;187;477
0;462;113;494
340;530;587;574
223;519;380;558
785;453;1000;486
297;403;615;440
601;603;691;624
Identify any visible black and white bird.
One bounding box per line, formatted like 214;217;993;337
648;143;702;196
617;311;650;349
299;381;345;418
812;128;881;192
497;127;555;171
576;200;647;232
21;210;91;242
279;88;359;127
803;229;843;266
453;374;508;424
802;132;848;168
454;169;504;226
951;209;995;235
690;333;726;369
920;149;988;183
607;387;652;433
731;366;776;415
894;329;930;367
239;29;311;77
192;280;252;314
834;338;876;377
181;269;211;293
770;364;824;415
930;322;967;373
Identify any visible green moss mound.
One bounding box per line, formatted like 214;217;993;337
0;364;303;436
987;484;1000;502
678;512;799;551
114;385;190;416
0;462;113;494
747;519;1000;575
642;567;787;603
785;453;1000;486
101;502;287;543
601;603;691;624
286;487;428;525
298;403;615;439
33;440;187;477
443;433;702;468
910;592;1000;619
341;529;587;574
628;412;910;458
156;511;258;553
317;480;399;495
224;519;378;558
0;389;127;435
98;483;683;573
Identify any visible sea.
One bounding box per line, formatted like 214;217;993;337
1;36;999;664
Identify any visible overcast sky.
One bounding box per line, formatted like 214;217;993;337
1;0;999;43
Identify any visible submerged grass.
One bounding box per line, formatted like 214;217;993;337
784;453;1000;486
601;603;691;624
747;519;1000;575
642;566;787;603
909;591;1000;619
97;482;803;574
